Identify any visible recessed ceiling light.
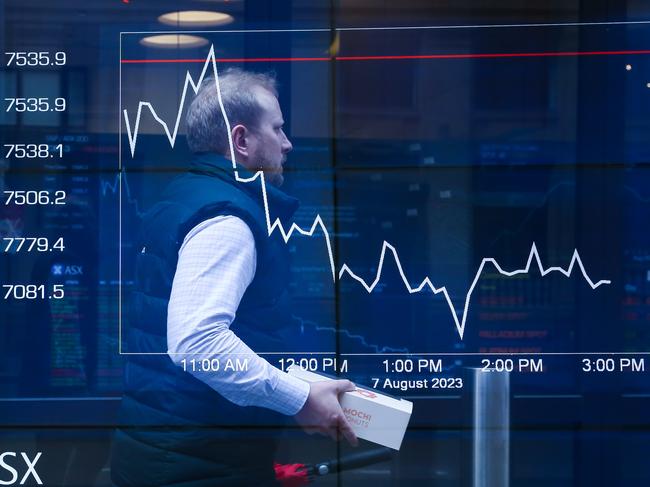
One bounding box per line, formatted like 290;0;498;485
158;10;234;27
140;34;209;49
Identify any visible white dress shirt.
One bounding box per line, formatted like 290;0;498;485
167;215;310;416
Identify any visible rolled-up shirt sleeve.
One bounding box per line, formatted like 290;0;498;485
167;215;310;416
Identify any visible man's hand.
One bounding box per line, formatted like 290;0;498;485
294;380;359;447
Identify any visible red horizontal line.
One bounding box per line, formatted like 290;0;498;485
339;49;650;60
120;49;650;64
121;57;329;63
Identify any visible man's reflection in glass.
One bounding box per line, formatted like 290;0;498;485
111;68;356;487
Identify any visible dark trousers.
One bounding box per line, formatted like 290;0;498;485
111;427;281;487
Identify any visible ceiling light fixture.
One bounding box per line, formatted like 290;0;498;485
140;34;209;49
158;10;234;27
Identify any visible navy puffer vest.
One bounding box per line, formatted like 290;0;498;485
112;154;298;487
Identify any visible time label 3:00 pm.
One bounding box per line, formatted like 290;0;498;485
581;357;645;374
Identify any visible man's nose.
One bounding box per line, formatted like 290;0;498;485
281;130;293;153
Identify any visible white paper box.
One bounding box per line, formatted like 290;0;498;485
287;365;413;450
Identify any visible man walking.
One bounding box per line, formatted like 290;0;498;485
112;68;356;487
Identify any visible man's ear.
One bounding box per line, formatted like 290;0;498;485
231;124;249;158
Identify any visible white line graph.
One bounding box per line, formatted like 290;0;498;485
101;171;145;218
122;45;612;340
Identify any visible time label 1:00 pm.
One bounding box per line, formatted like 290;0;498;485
382;359;443;373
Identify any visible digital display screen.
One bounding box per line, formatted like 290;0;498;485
1;1;650;486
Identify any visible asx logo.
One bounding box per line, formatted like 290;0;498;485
0;452;42;485
51;264;83;276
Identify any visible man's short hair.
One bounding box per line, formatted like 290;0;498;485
186;68;278;154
